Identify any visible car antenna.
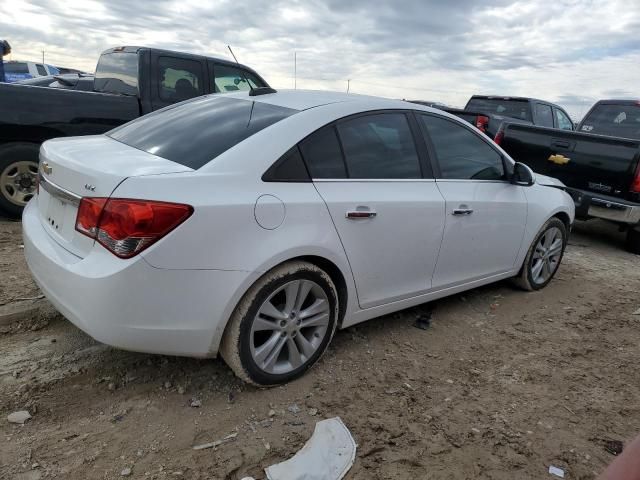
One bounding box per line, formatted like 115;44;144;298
227;45;277;97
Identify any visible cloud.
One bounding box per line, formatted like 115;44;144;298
2;0;638;118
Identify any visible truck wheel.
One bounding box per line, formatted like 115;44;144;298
512;217;567;291
625;228;640;255
220;261;339;386
0;143;40;218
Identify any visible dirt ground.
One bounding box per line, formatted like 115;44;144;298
1;217;639;480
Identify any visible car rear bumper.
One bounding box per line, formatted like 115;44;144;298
22;200;253;357
566;188;640;225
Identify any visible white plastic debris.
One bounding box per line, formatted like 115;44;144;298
192;432;238;450
265;417;356;480
7;411;31;424
549;465;565;478
632;308;640;315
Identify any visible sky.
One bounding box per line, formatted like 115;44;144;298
2;0;639;119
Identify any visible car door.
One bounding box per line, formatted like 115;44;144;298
301;112;446;309
418;113;527;289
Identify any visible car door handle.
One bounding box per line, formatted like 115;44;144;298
346;210;377;219
452;208;474;216
551;139;571;149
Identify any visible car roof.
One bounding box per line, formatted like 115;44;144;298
220;89;424;112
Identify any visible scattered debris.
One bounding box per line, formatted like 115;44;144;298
632;308;640;315
268;409;276;417
121;467;132;476
265;417;356;480
7;410;31;424
413;308;432;330
548;465;565;478
190;398;202;408
192;432;238;451
288;404;301;414
308;408;318;416
604;439;624;456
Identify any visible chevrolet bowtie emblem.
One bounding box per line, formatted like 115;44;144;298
548;154;570;165
42;162;53;174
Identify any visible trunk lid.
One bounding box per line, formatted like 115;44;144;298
37;135;193;258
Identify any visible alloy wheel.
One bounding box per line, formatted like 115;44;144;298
531;226;563;285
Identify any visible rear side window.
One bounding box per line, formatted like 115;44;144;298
580;104;640;139
5;62;28;74
35;64;47;76
420;114;505;180
336;113;421;179
535;104;554;127
299;126;347;179
95;52;139;95
213;64;265;93
466;98;532;122
158;56;204;102
108;96;297;169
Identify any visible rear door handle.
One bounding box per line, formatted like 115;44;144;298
452;208;474;216
346;210;377;219
551;139;571;149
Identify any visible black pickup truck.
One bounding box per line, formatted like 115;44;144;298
0;46;268;216
497;99;640;253
464;95;575;138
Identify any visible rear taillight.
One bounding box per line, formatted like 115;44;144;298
75;198;193;258
494;125;505;146
631;162;640;193
475;115;489;133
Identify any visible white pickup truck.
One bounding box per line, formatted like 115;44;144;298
4;61;60;82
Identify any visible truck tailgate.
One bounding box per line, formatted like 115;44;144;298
501;124;640;201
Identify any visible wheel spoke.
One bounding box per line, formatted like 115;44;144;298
295;332;317;359
541;259;551;280
253;316;280;332
294;280;313;312
286;337;303;368
254;332;286;368
259;300;287;320
548;238;563;257
283;281;301;315
531;259;544;281
300;312;329;329
299;298;329;319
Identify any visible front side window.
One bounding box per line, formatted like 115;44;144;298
420;114;505;180
158;56;204;102
535;104;554;127
94;52;139;96
336;113;422;179
213;64;264;93
109;97;297;169
555;108;573;130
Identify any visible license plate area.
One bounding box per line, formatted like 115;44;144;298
44;196;67;232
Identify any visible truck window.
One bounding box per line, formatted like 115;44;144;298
94;52;139;96
5;62;29;74
465;98;532;122
580;104;640;140
158;56;204;102
35;64;47;76
535;104;554;127
213;64;264;93
108;96;297;169
554;108;573;130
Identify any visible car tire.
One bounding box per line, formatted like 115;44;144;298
0;143;40;218
220;261;339;386
512;217;567;291
625;227;640;255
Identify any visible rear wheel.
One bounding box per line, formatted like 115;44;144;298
0;143;40;218
220;261;339;386
513;217;567;291
626;227;640;255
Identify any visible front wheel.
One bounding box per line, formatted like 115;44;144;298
220;261;339;386
0;143;40;218
512;217;567;291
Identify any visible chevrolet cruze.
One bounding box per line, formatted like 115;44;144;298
23;89;575;385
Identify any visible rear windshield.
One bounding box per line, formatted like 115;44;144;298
94;52;138;96
580;103;640;140
108;96;298;169
5;62;29;74
466;98;532;122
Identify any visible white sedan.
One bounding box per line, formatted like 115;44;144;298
23;89;575;385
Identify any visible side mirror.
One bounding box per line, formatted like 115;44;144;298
511;162;535;187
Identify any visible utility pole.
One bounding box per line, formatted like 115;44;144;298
42;50;44;64
294;51;297;90
347;79;350;93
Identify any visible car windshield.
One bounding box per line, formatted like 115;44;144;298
466;98;532;122
108;96;298;169
579;103;640;140
94;52;139;96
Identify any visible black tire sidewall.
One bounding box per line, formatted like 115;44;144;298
0;143;40;218
238;268;338;385
524;218;567;290
626;227;640;255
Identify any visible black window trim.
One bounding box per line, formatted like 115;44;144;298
275;109;436;182
262;145;312;183
417;111;512;182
